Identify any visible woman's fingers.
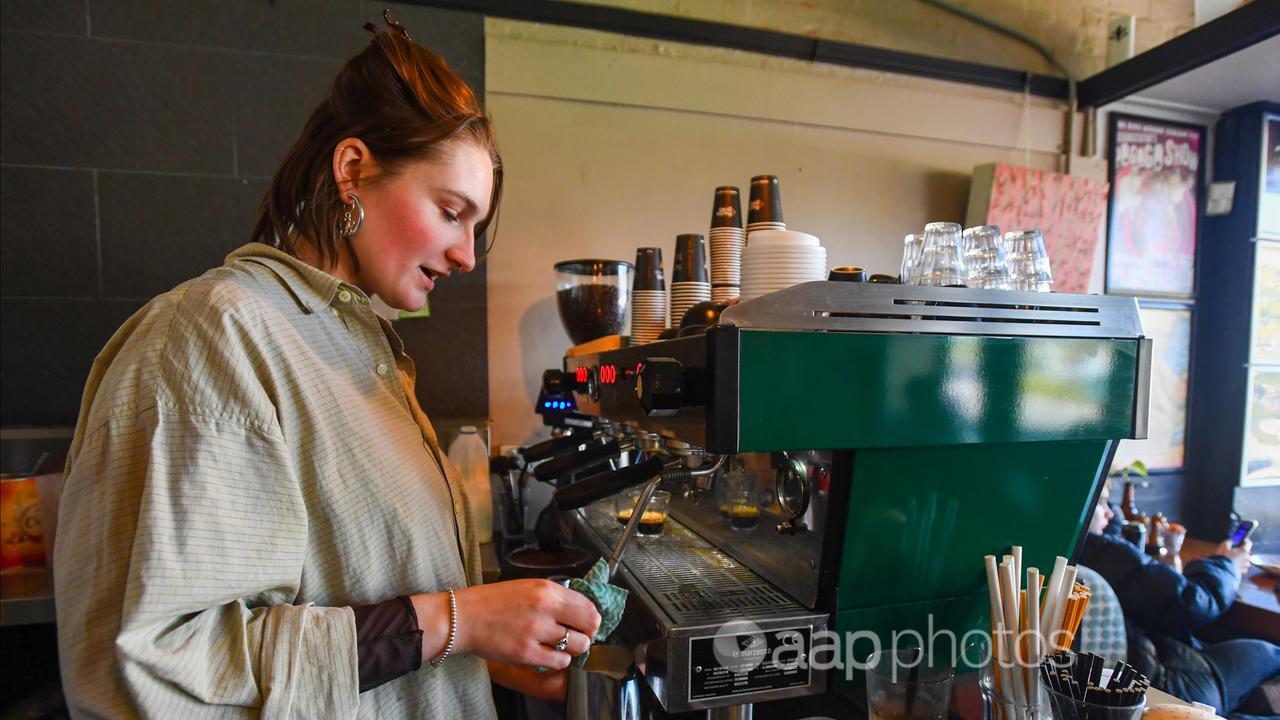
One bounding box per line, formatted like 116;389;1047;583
538;621;592;655
527;641;573;669
532;624;592;665
557;628;591;657
444;580;603;667
546;582;602;638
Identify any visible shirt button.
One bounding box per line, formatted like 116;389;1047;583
376;363;389;376
337;289;353;303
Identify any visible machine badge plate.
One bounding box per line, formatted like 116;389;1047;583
688;625;812;702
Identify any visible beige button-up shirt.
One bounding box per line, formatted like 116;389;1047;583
55;243;495;719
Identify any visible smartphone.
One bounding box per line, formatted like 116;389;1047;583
1229;519;1258;548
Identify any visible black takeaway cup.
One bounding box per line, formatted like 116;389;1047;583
672;234;708;284
634;247;666;291
747;175;784;226
711;186;743;229
828;266;868;282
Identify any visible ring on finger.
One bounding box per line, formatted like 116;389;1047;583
553;628;570;653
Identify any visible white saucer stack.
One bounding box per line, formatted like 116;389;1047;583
740;229;828;302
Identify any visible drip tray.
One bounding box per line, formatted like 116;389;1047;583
583;507;801;626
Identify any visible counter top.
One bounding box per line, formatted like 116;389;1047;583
0;567;55;626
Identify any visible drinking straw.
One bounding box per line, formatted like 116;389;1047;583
1039;556;1068;651
1027;568;1042;701
985;556;1007;720
903;645;923;717
1047;565;1077;651
1012;546;1023;595
994;619;1018;720
1061;582;1092;650
999;561;1027;717
985;555;1005;633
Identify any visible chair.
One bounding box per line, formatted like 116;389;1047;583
1073;565;1128;662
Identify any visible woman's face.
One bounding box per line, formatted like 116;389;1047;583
1089;482;1114;535
349;141;493;311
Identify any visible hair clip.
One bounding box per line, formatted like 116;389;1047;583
382;9;411;40
364;9;412;41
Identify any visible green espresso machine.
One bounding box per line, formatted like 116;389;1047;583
553;281;1150;714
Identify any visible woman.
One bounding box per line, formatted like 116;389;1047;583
1079;484;1279;716
54;15;600;718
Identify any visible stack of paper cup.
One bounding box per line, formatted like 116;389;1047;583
631;247;668;344
670;233;711;328
709;186;743;304
740;229;828;302
745;175;786;239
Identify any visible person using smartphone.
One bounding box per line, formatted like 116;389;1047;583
1077;483;1278;716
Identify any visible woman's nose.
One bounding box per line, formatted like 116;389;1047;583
448;233;477;273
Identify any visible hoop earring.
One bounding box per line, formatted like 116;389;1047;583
339;193;364;237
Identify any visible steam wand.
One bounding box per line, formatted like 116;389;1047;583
606;454;727;580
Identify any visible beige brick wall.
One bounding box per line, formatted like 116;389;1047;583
560;0;1200;78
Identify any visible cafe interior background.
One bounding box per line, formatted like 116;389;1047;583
1;0;1277;715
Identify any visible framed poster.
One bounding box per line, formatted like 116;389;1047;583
1105;114;1205;298
1112;303;1192;471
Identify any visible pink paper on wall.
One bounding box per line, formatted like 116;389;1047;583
977;164;1109;293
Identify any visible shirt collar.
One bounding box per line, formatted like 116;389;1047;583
226;242;364;314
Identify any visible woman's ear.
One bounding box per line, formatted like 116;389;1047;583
332;138;376;202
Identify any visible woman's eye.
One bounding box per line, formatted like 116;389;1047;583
442;209;461;224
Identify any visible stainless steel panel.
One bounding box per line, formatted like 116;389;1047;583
721;282;1146;339
1133;337;1153;439
571;505;828;713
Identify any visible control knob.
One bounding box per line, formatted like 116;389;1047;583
636;358;683;416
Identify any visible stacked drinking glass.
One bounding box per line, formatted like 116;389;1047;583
899;232;925;285
962;225;1011;290
1004;230;1054;292
913;222;968;287
899;223;1053;293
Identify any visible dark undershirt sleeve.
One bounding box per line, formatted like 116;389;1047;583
352;595;423;693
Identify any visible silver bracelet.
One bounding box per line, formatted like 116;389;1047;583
429;588;457;668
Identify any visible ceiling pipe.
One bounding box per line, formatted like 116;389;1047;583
916;0;1079;173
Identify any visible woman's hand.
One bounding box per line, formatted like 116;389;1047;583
413;579;601;670
487;660;569;703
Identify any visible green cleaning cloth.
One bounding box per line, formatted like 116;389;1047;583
567;558;628;667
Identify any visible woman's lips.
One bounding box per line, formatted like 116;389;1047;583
419;266;436;291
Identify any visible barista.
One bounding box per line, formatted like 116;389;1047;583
54;16;599;718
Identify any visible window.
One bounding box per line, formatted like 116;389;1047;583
1241;114;1280;487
